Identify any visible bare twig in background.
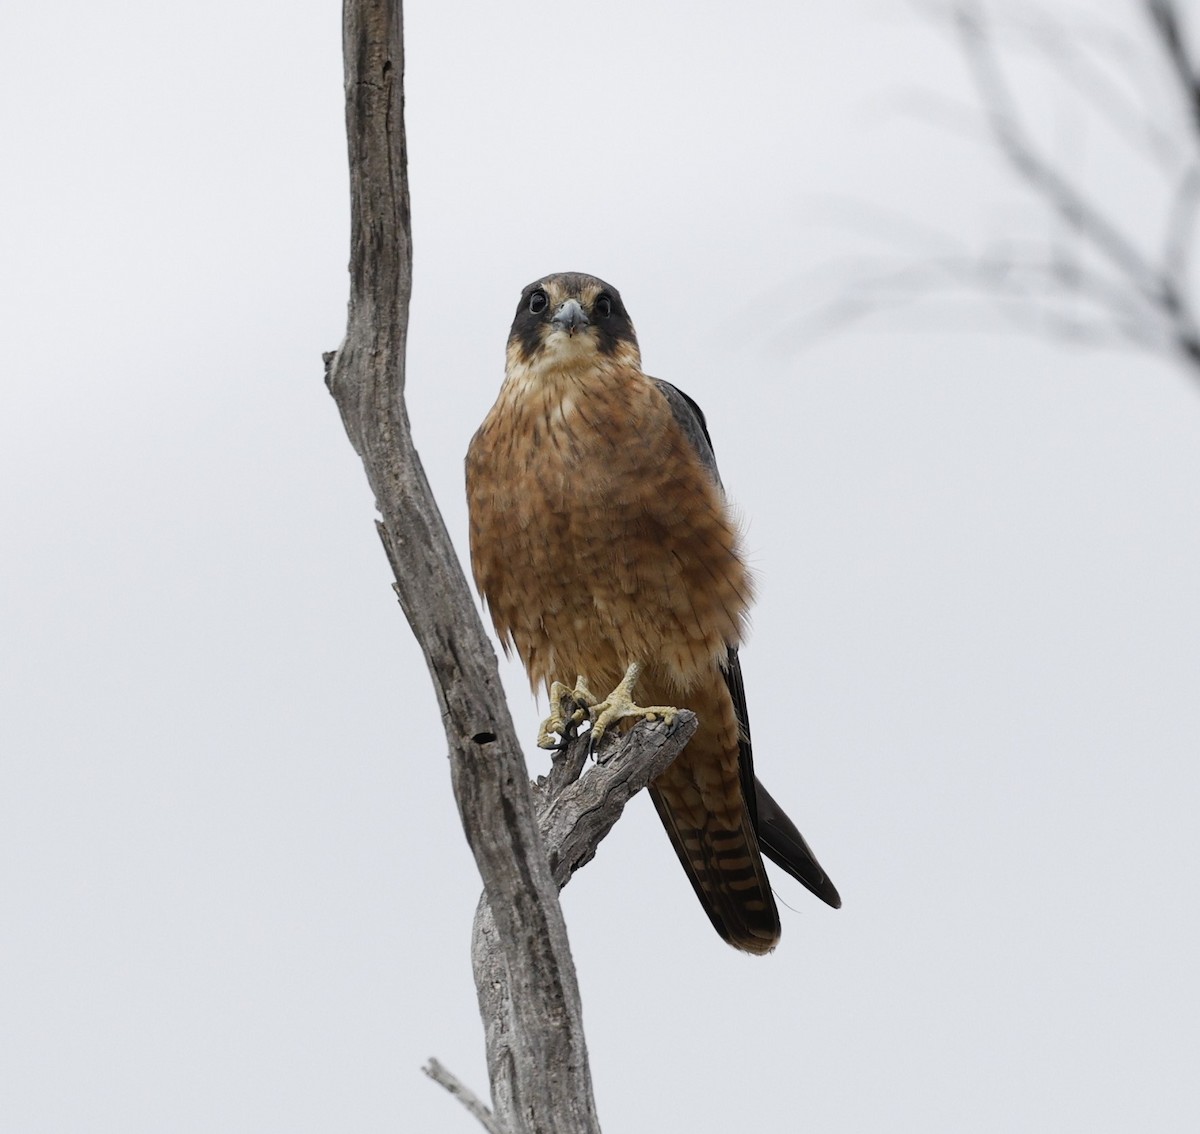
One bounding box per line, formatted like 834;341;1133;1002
797;2;1200;383
1147;0;1200;141
951;0;1200;368
954;4;1167;306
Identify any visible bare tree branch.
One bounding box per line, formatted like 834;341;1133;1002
809;3;1200;379
1163;161;1200;289
472;713;697;1125
779;243;1156;354
950;1;1200;369
538;714;697;891
325;2;604;1130
1037;17;1179;171
423;1059;503;1134
921;1;1182;169
954;3;1169;308
1146;0;1200;143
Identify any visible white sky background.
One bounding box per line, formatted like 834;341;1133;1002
3;1;1199;1130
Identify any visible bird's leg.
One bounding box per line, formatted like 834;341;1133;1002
587;661;679;747
537;676;595;750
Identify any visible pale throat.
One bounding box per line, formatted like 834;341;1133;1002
501;333;644;418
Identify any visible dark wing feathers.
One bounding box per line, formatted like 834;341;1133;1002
656;377;841;911
754;776;842;908
722;644;760;830
726;646;842;910
654;379;722;486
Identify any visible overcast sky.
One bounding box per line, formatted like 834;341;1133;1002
3;2;1199;1131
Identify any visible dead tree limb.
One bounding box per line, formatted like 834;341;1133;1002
322;1;613;1130
467;713;697;1128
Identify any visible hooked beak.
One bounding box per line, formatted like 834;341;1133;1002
550;298;589;336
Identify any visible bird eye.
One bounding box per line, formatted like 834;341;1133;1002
529;290;548;314
595;294;613;319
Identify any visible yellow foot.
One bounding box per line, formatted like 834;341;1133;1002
537;663;680;750
587;662;679;747
537;676;594;750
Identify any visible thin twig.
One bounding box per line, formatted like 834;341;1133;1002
955;2;1170;308
1163;161;1200;291
1147;0;1200;144
1017;4;1181;170
422;1059;502;1134
793;4;1200;382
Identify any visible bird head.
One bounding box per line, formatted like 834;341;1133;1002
506;272;642;375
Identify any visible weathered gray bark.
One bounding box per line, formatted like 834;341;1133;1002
471;714;697;1127
422;1059;503;1134
323;2;686;1131
324;1;598;1130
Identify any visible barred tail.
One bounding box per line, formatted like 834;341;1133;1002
650;774;781;954
645;664;781;954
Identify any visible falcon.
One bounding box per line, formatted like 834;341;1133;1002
465;272;840;953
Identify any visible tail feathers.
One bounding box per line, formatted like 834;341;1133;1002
754;778;842;909
649;784;781;954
